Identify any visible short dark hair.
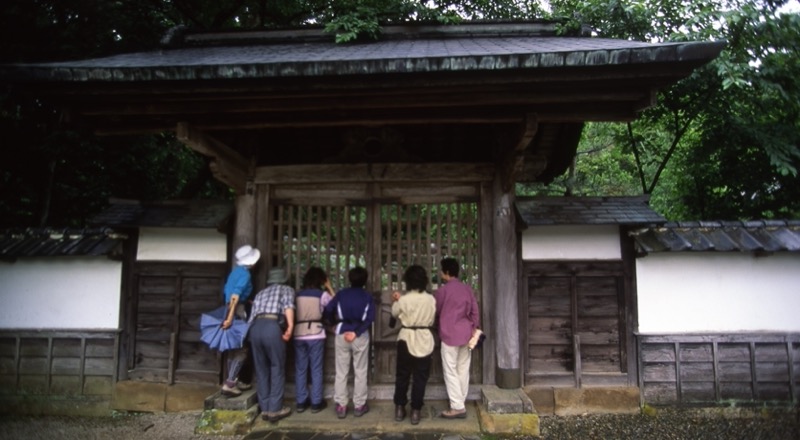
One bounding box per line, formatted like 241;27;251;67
302;266;327;289
403;265;428;292
348;266;368;288
440;258;460;278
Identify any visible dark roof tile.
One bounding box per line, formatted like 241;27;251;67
0;228;127;260
630;220;800;253
89;199;233;229
516;196;665;226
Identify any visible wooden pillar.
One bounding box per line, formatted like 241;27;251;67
233;181;257;266
492;174;521;388
480;181;497;386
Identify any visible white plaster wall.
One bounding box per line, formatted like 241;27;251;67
137;227;227;262
0;258;121;329
521;225;621;260
637;253;800;333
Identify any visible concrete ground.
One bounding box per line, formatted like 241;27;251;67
244;400;482;440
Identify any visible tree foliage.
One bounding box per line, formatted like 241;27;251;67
530;0;800;220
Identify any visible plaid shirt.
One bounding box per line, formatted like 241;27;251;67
248;283;295;324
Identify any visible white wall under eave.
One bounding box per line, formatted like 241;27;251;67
521;225;621;260
137;227;227;262
0;257;121;329
637;252;800;333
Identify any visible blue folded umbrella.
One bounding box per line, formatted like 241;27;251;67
200;305;249;352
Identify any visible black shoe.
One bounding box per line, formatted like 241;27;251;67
354;404;369;417
310;400;328;413
395;405;406;422
410;409;421;425
296;399;311;413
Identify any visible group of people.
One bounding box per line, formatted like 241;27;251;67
216;244;481;425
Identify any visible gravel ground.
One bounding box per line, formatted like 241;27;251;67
0;411;244;440
537;408;800;440
0;407;797;440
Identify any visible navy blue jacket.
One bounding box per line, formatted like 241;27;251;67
323;287;375;337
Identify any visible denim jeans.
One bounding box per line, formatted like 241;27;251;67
294;338;326;405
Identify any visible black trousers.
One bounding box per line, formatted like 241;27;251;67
393;340;432;410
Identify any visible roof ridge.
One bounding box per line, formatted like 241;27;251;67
173;21;569;48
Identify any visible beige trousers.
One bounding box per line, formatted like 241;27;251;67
334;332;370;407
440;341;471;411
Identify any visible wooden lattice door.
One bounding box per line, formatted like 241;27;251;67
268;193;482;384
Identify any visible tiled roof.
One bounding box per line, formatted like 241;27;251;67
1;23;725;82
515;196;666;226
630;220;800;253
88;199;233;229
0;228;126;259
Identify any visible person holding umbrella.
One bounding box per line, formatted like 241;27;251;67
220;244;261;397
248;267;296;423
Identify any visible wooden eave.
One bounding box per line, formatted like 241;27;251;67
0;24;725;184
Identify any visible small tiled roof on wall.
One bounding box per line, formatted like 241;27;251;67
89;199;233;230
630;220;800;254
515;196;666;227
0;228;126;260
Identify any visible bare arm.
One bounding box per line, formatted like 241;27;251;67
222;294;239;329
282;308;295;342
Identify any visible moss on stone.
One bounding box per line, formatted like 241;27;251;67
195;409;257;436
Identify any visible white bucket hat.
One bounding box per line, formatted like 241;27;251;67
234;245;260;266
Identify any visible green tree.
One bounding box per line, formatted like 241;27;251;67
540;0;800;220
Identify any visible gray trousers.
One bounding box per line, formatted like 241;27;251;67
334;332;370;407
249;318;286;413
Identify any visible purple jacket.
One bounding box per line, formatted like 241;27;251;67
435;278;480;346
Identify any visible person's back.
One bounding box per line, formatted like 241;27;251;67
328;285;373;335
323;267;375;419
293;267;335;413
435;276;479;347
434;258;480;419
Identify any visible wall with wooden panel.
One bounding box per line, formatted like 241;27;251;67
639;334;798;405
0;330;118;415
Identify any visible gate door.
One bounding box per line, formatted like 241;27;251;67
525;261;630;387
268;184;482;384
128;262;227;384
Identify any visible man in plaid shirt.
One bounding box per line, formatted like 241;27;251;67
248;268;296;423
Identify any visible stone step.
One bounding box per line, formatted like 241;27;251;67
204;389;259;411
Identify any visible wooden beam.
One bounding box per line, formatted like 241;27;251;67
500;114;538;192
176;122;249;193
77;89;649;116
208;159;247;195
87;107;638;134
254;163;496;184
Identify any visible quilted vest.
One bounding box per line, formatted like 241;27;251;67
294;289;324;337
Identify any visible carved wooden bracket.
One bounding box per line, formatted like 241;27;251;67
176;122;249;194
500;114;538;192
